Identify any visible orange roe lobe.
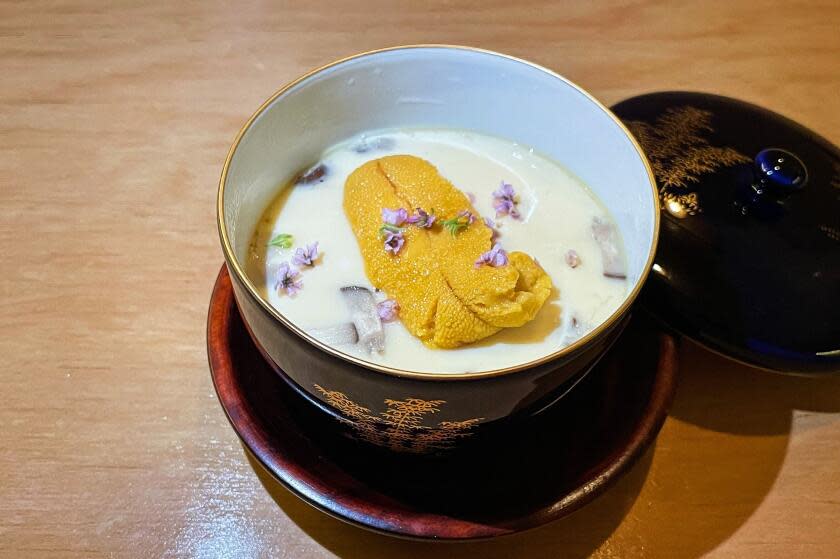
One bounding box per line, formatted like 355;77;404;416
343;155;553;349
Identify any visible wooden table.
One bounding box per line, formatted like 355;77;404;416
2;1;839;557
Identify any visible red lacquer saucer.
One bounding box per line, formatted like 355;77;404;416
207;267;679;540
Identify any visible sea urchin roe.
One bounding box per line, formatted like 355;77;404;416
343;155;553;348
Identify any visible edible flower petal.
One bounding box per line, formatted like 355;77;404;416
383;231;405;254
406;207;436;228
483;217;499;241
492;181;520;219
376;299;399;322
493;181;516;200
275;262;302;295
381;207;409;226
474;243;509;268
293;242;319;267
493;197;516;217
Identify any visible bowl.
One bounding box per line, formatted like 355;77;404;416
217;45;659;453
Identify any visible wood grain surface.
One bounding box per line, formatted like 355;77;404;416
1;1;838;557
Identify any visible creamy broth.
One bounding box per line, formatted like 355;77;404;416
247;129;627;373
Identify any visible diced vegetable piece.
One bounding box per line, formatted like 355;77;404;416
308;323;358;346
352;137;395;153
340;286;385;352
565;249;581;268
591;217;626;279
295;163;328;185
564;314;588;344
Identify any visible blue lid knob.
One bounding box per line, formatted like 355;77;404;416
755;148;807;192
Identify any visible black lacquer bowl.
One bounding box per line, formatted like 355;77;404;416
208;267;679;538
217;46;659;453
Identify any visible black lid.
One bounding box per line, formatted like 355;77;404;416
611;92;839;374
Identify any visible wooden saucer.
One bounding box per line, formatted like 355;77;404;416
208;267;679;540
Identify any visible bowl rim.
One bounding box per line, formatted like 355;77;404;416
217;44;660;381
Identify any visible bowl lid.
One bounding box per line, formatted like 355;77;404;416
611;92;840;374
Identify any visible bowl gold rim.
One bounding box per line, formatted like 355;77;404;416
217;44;661;381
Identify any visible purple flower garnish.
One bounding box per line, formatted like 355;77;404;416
381;207;408;226
406;207;436;228
466;192;476;204
383;231;405;254
275;262;302;295
492;181;520;219
376;299;399;322
293;242;319;267
458;210;476;224
494;181;516;201
494;197;516;217
483;217;499;241
474;243;509;268
380;208;408;253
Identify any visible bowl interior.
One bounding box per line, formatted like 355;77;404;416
221;46;657;340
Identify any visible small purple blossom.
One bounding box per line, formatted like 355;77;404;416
381;207;408;226
494;181;516;201
458;210;476;224
466;192;476;204
565;249;581;268
293;242;319;267
406;207;436;228
494;197;517;217
383;231;405;254
275;262;302;295
380;208;407;253
492;181;520;219
474;243;509;268
483;217;500;241
376;299;399;322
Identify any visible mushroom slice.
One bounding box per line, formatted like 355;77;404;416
564;314;589;345
340;286;385;352
295;163;328;185
352;136;395;154
591;217;627;279
308;323;359;346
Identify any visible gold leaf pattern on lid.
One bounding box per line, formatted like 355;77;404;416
819;225;840;242
314;384;482;453
626;106;750;215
